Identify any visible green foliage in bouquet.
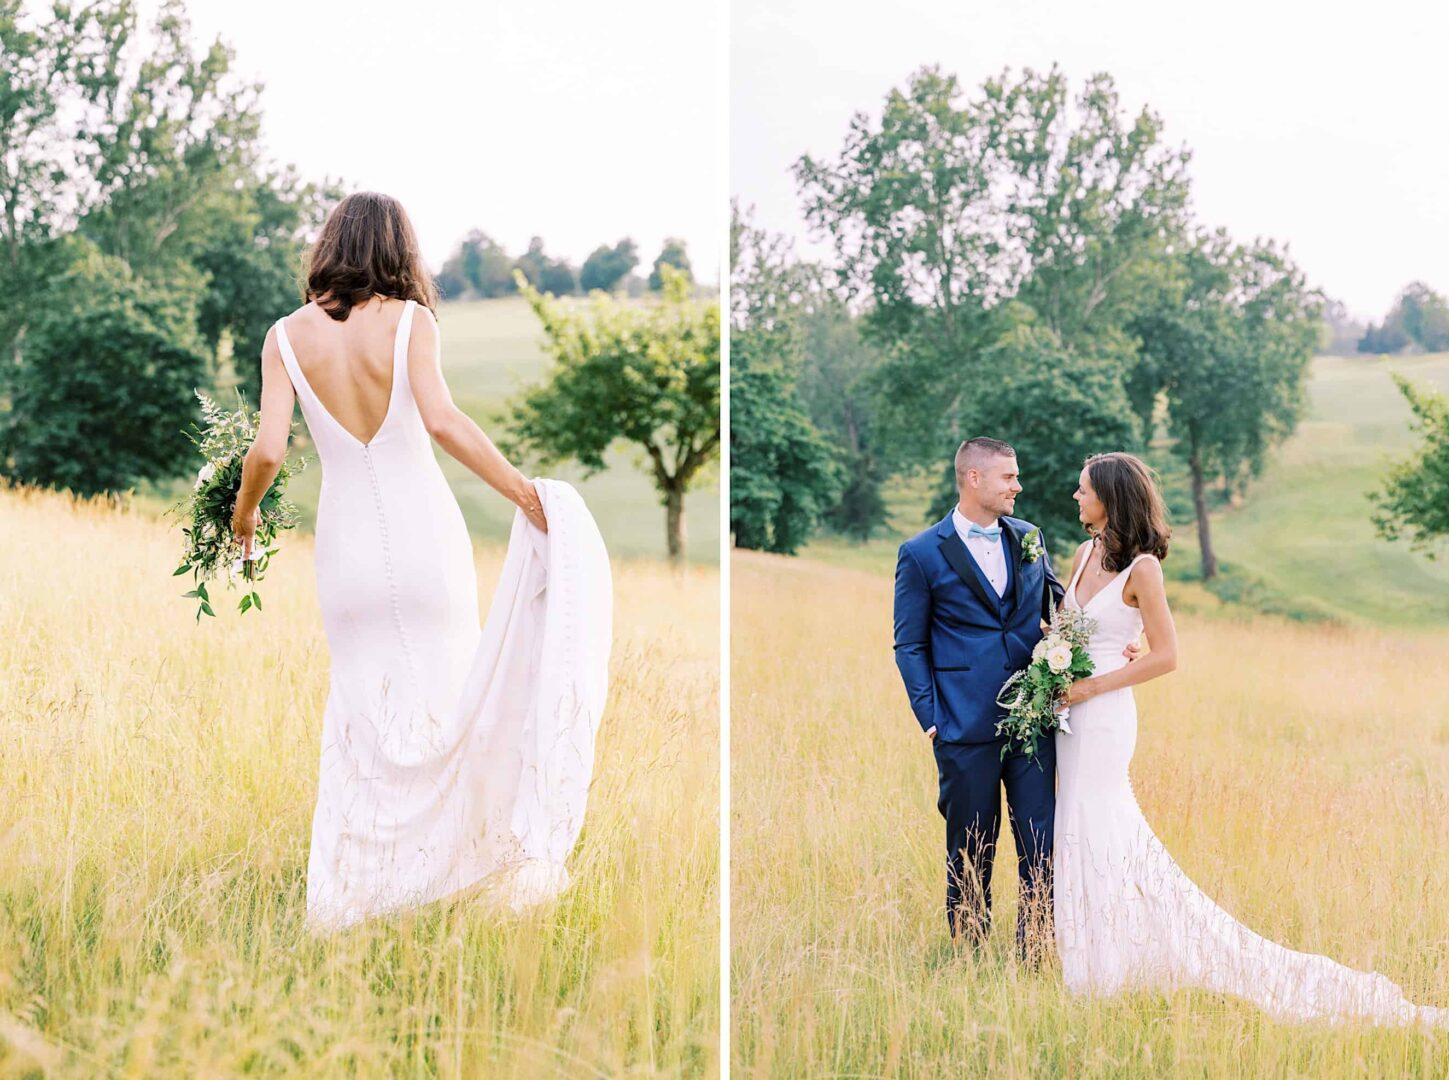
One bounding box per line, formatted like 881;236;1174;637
168;390;306;620
995;604;1097;763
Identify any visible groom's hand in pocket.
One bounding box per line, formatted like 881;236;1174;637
926;725;937;741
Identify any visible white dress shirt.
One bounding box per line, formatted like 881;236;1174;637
928;509;1009;740
953;507;1008;597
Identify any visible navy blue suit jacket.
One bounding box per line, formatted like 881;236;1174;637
893;512;1066;744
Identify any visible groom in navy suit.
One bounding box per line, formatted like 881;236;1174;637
893;436;1065;960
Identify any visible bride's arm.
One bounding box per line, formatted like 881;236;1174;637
232;328;292;553
1066;557;1177;703
408;306;546;532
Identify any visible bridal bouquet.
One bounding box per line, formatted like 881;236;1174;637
995;603;1097;760
169;390;306;621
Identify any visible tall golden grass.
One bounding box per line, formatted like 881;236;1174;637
0;482;718;1078
731;549;1449;1077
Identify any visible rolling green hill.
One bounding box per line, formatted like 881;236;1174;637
143;295;720;564
800;353;1449;630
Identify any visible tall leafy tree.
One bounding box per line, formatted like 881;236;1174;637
193;168;338;403
648;237;692;291
1371;375;1449;555
513;236;578;296
69;2;263;282
1131;230;1323;578
729;205;841;553
0;0;306;494
579;238;639;293
0;242;208;494
793;64;1189;496
436;229;517;299
1359;282;1449;354
1;0;133;364
795;295;888;541
507;266;718;566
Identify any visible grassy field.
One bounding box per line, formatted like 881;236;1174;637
802;352;1449;629
0;482;719;1077
141;295;720;566
730;549;1449;1077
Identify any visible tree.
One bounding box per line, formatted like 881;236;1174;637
793;65;1190;507
579;238;639;293
1;0;261;363
795;65;1189;372
1131;231;1322;578
795;296;888;541
66;1;264;285
1358;318;1411;354
0;243;209;495
513;236;578;296
729;205;842;553
1358;282;1449;355
507;266;718;566
0;0;315;495
1319;297;1365;355
1371;375;1449;556
648;237;692;291
437;229;516;299
920;309;1142;553
193;169;337;404
1397;282;1449;351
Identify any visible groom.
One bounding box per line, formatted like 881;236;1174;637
893;436;1065;961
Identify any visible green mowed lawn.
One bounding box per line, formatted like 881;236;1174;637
1205;352;1449;628
800;353;1449;630
148;295;720;565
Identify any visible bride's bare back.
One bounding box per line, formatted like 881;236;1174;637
279;297;415;446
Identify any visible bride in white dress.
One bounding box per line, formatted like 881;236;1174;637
1053;451;1446;1026
228;192;611;930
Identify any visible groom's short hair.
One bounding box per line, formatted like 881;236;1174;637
955;436;1016;486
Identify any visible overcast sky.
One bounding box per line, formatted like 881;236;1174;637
158;0;722;284
732;0;1449;322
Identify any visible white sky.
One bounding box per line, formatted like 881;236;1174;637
157;0;722;284
732;0;1449;322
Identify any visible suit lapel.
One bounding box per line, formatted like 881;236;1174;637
1002;519;1026;611
937;516;999;618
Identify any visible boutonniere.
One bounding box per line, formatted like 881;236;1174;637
1021;527;1045;564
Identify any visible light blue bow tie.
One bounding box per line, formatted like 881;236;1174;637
966;522;1002;541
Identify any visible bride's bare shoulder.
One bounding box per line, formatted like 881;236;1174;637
278;300;322;333
1123;553;1166;606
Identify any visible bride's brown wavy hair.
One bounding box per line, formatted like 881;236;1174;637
305;192;439;321
1084;452;1172;572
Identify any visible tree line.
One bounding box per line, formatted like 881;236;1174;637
733;64;1328;580
435;232;694;301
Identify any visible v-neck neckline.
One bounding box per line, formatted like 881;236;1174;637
276;300;413;450
1070;541;1133;611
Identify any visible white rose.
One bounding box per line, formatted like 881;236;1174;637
1032;639;1048;662
1046;644;1074;674
194;462;216;490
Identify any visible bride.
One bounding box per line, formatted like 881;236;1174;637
227;191;612;930
1053;451;1446;1026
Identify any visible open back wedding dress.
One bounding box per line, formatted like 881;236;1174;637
1053;551;1447;1026
275;299;612;931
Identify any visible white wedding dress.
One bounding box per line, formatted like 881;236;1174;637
274;300;612;931
1054;551;1448;1026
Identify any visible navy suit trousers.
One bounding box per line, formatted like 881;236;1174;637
933;734;1055;958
